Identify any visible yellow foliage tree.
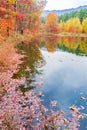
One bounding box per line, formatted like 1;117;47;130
82;18;87;33
65;17;82;32
59;20;65;32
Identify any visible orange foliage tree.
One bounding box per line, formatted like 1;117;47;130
45;13;59;33
0;0;46;37
0;18;15;36
0;0;16;36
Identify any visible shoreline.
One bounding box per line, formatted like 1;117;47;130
42;32;87;38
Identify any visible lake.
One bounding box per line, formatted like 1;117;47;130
16;36;87;130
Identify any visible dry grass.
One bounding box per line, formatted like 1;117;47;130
0;32;33;67
0;42;16;67
0;36;23;72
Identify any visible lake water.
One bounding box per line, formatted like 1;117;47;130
16;36;87;130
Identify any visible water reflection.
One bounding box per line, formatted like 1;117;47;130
15;36;87;92
39;50;87;130
58;37;87;55
44;36;58;52
39;36;87;55
15;36;87;129
14;41;45;92
39;36;87;130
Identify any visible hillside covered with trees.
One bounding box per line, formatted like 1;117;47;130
59;8;87;22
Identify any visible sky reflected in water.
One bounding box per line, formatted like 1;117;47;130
17;37;87;130
36;48;87;130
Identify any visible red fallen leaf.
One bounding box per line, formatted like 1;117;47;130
51;100;57;107
34;92;42;96
59;110;65;114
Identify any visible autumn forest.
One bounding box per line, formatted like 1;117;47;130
0;0;87;130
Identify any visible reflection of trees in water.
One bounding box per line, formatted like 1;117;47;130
58;37;87;55
58;37;80;55
80;38;87;54
44;36;59;52
40;36;87;55
14;41;45;92
14;37;87;92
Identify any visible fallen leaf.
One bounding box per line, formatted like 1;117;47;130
80;96;86;100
